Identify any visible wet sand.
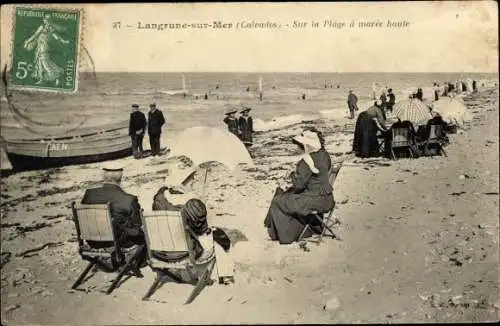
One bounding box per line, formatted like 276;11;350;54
1;88;498;324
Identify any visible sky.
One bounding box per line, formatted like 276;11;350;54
1;2;498;73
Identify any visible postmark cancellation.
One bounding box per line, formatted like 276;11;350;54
9;6;83;93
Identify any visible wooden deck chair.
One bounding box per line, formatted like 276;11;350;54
70;202;145;294
389;126;416;159
140;210;216;304
297;164;343;244
424;124;448;157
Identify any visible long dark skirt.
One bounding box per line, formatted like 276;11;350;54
263;187;334;245
352;111;380;158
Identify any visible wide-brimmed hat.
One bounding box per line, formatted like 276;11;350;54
292;130;321;152
164;164;196;191
225;109;238;115
240;106;252;113
149;102;157;108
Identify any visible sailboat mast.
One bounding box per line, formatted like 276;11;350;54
258;75;263;101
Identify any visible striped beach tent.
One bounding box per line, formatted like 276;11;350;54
392;98;433;126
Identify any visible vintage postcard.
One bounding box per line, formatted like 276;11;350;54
0;2;498;324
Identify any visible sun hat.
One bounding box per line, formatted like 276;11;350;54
293;130;321;152
240;106;252;113
102;161;124;181
164;164;196;191
225;109;238;115
181;198;208;235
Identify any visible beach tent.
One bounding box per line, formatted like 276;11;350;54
392;98;433;126
168;126;254;171
431;97;472;128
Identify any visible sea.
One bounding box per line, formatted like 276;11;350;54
1;72;497;140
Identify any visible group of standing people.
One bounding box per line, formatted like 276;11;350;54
347;87;395;120
129;103;165;159
223;107;254;147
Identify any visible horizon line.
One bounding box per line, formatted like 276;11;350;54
75;71;499;74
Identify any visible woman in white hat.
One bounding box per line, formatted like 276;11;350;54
263;128;334;245
152;163;197;211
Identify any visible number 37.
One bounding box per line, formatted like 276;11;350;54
16;61;33;80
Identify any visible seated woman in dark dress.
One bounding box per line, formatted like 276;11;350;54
264;129;334;245
352;100;388;158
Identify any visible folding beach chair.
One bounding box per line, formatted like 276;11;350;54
70;202;145;294
424;124;448;157
389;126;416;159
297;164;343;244
140;210;216;304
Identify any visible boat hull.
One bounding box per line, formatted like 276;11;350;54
4;126;132;171
6;147;132;171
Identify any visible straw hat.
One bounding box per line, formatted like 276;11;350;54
293;130;321;152
225;109;238;115
240;106;252;113
164;164;196;192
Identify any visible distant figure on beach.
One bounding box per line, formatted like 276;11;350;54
433;83;440;101
204;93;208;100
152;164;235;284
264;129;335;245
352;99;387;158
386;88;396;113
416;88;423;101
347;90;359;119
238;107;254;147
223;109;240;137
129;104;146;159
302;93;306;100
147;103;165;156
472;80;477;93
246;86;250;92
81;164;145;270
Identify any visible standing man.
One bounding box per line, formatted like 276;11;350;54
347;90;358;119
386;88;396;114
147;103;165;156
129;104;146;159
238;107;254;147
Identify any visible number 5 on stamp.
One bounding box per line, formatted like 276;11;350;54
10;7;82;93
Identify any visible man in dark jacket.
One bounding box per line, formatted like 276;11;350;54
129;104;147;159
147;103;165;156
347;90;358;119
81;165;144;250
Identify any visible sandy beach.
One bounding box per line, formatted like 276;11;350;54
1;87;498;324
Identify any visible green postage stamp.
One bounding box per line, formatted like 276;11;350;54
10;7;82;93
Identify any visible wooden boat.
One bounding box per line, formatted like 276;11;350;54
3;120;132;171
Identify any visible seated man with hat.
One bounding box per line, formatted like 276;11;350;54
238;106;254;147
152;163;235;284
264;128;335;245
80;163;145;269
223;109;240;137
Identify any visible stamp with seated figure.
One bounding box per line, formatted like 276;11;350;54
10;6;82;93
